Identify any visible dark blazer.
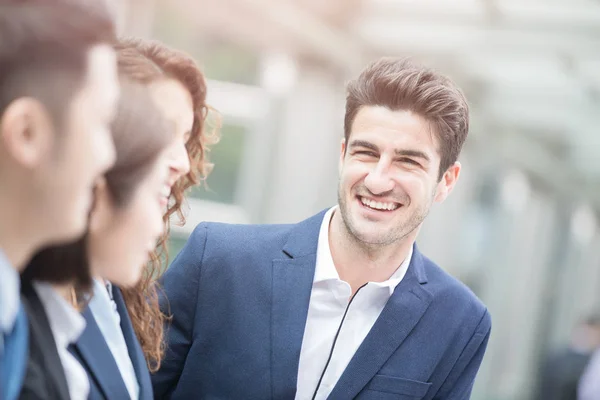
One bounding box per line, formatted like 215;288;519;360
152;210;492;400
19;281;70;400
535;347;593;400
70;286;153;400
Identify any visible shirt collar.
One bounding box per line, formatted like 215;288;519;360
370;245;412;296
314;207;339;283
32;281;86;348
314;206;414;295
89;278;124;345
105;280;114;299
88;278;120;323
0;248;20;333
89;278;111;308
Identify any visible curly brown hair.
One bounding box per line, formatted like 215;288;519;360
115;37;219;372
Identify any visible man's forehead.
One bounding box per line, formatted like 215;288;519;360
353;108;439;145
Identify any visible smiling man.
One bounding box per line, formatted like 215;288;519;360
154;58;491;400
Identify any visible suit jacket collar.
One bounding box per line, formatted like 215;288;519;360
71;287;153;400
281;209;328;258
70;307;130;399
271;209;327;398
282;209;428;283
272;208;431;399
21;280;71;400
328;247;433;399
411;244;429;284
112;286;153;400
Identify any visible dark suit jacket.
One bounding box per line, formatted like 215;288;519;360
535;347;593;400
70;286;153;400
19;281;70;400
152;210;492;400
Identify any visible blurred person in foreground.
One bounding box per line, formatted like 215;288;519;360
66;38;217;400
21;80;174;400
577;314;600;400
0;2;117;399
153;58;491;400
536;313;600;400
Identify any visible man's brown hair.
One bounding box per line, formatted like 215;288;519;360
344;58;469;179
0;1;115;129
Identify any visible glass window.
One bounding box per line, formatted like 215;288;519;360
190;123;247;204
153;4;260;85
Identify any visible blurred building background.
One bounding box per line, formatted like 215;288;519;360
111;0;600;399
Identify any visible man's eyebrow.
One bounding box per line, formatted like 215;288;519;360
395;149;430;162
349;140;378;152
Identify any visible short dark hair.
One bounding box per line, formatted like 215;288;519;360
344;58;469;179
0;1;115;129
22;80;173;289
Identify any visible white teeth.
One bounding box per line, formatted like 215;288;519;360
360;197;399;211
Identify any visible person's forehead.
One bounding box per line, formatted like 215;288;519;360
149;79;193;123
352;107;436;143
150;79;190;106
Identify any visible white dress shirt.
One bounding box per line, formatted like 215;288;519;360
578;348;600;400
295;207;413;400
32;281;89;400
0;248;20;349
88;279;139;400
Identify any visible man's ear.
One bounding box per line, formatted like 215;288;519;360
434;162;461;203
339;138;346;176
0;97;54;168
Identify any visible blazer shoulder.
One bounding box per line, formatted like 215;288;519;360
184;210;328;260
189;221;296;255
421;255;490;329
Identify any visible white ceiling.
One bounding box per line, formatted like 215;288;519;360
353;0;600;181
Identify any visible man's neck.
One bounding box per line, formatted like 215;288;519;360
0;196;38;271
329;210;415;294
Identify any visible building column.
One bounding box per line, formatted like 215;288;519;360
250;56;346;224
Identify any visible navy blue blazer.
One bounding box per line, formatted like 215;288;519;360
153;210;491;400
70;286;153;400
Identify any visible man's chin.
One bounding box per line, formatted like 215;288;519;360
48;217;86;245
348;225;393;246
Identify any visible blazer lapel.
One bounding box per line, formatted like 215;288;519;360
21;282;71;400
70;307;130;399
112;286;153;400
271;210;327;399
328;246;433;399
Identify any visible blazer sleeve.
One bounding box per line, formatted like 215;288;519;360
432;309;492;400
151;224;208;399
